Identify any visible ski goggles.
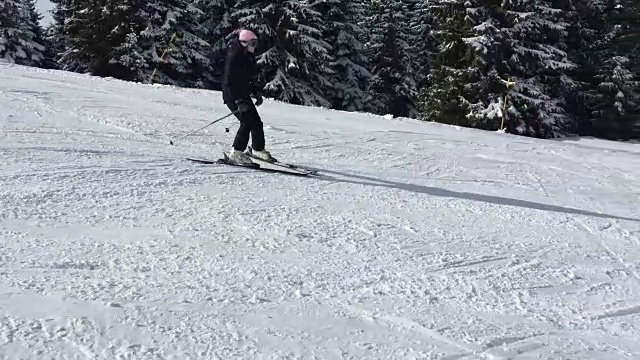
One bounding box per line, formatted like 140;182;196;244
241;39;258;47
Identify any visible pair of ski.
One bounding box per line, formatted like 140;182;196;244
187;148;318;177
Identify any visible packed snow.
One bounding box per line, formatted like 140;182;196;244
1;63;639;359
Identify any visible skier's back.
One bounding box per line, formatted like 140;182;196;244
222;29;276;165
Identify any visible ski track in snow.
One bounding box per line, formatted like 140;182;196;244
1;63;640;359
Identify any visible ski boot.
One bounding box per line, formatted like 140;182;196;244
247;146;277;163
226;149;256;167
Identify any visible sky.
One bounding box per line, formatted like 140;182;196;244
36;0;54;26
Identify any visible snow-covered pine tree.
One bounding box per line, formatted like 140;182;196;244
52;0;127;73
100;0;150;81
589;0;640;139
196;0;237;88
420;0;480;125
561;0;619;135
560;0;609;135
591;56;639;138
309;0;371;111
442;0;509;129
50;0;210;86
366;0;418;117
0;0;46;66
423;0;574;137
43;23;62;68
501;0;576;137
410;0;437;91
56;0;147;77
109;0;211;87
22;0;55;68
49;0;90;72
197;0;235;44
233;0;333;107
47;0;71;66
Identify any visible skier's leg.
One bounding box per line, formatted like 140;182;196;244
226;101;251;151
225;101;254;165
247;104;265;151
245;105;276;162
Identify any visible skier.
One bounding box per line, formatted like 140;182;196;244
222;29;276;165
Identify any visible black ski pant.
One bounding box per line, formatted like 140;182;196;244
226;98;265;152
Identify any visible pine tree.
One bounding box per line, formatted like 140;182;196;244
102;0;148;81
48;0;70;67
410;0;436;90
233;0;333;107
422;0;575;138
49;0;211;86
198;0;236;44
43;23;62;68
0;0;47;66
589;0;640;139
501;0;576;137
420;0;479;125
23;0;55;68
196;0;237;88
452;0;509;129
109;0;211;86
50;0;108;73
366;0;418;117
560;0;609;136
49;0;87;72
55;0;144;77
310;0;371;111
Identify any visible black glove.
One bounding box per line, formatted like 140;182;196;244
235;99;250;113
254;93;263;107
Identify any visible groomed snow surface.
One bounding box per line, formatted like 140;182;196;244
1;63;639;360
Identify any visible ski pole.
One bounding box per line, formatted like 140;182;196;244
169;110;238;145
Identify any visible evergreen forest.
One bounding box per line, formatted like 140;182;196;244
1;0;638;139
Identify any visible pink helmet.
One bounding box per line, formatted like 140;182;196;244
238;29;257;42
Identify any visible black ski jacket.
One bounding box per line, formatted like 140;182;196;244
222;40;260;103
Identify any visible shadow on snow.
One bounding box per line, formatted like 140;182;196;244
314;168;639;223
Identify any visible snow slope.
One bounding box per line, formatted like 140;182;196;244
1;63;639;359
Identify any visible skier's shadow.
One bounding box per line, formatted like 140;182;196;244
313;168;639;222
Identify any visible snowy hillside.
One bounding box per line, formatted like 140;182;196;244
1;63;639;359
